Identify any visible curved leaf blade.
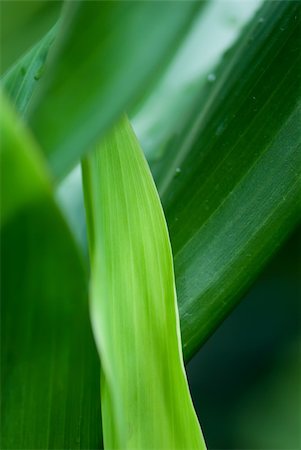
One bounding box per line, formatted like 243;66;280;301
0;91;51;226
27;1;201;180
159;1;301;359
0;96;101;449
82;117;206;449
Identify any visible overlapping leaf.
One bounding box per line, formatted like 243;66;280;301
1;0;300;364
158;0;301;358
132;0;263;158
0;94;101;449
82;116;206;449
25;0;201;180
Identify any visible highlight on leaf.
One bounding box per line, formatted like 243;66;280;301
1;1;300;448
82;116;207;449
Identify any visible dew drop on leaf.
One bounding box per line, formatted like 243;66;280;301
207;73;216;83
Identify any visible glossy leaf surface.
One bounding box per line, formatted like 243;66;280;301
1;1;300;365
132;0;263;159
27;1;201;179
158;1;301;359
82;117;206;449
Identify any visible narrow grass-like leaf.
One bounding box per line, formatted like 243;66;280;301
159;1;301;359
82;116;206;449
26;1;201;179
0;95;101;449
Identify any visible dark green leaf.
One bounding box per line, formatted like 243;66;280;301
26;1;201;180
2;25;57;116
0;95;101;449
158;0;301;359
132;0;263;159
0;0;61;73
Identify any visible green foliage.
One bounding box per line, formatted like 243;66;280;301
27;1;201;179
1;0;300;448
82;116;206;449
0;92;50;226
156;1;301;358
2;25;57;116
0;0;60;73
0;95;101;449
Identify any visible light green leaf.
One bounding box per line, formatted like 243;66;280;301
26;0;201;180
0;91;51;227
0;94;101;449
82;116;206;449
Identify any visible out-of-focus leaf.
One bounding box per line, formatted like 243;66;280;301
1;25;57;116
157;1;301;359
81;116;206;449
0;91;51;226
0;95;101;449
235;340;301;448
27;1;202;179
0;0;61;73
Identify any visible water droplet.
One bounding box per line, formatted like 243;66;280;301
216;122;226;136
258;17;265;24
207;73;216;83
34;64;45;81
280;27;285;32
175;167;181;176
252;96;256;101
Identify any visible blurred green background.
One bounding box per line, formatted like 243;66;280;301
187;226;301;449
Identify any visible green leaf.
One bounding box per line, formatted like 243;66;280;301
27;1;201;180
0;91;51;227
57;0;301;363
156;0;301;359
132;0;263;159
0;0;61;74
1;24;57;117
3;0;300;369
81;116;206;449
0;94;101;449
